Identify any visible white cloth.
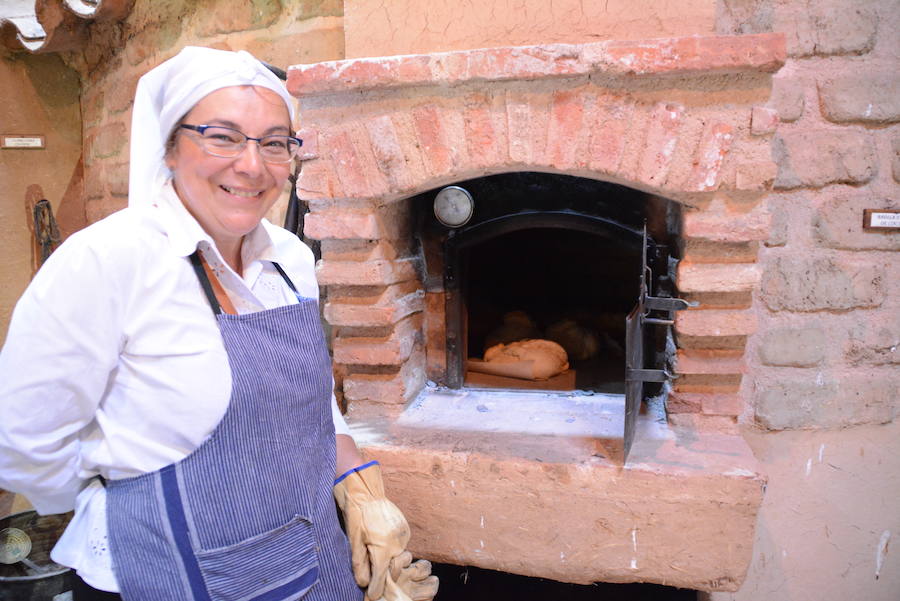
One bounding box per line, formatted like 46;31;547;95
129;46;296;209
0;180;349;591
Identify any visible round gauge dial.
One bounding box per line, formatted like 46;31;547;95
434;186;474;227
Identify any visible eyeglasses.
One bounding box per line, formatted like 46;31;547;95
179;124;303;163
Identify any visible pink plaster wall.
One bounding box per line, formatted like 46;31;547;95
0;52;82;344
344;0;718;58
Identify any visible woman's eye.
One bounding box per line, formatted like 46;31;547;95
263;138;288;149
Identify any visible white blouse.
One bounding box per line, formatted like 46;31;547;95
0;181;349;591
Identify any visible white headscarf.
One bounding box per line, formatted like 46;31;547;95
128;46;295;208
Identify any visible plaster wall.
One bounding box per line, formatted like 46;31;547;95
0;51;81;343
343;0;718;58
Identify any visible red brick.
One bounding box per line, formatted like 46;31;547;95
316;257;418;286
342;350;426;405
669;392;743;417
320;240;409;262
296;158;343;201
294;128;319;161
750;106;779;136
585;94;633;174
463;93;508;170
598;33;785;76
687;123;734;191
324;127;386;199
325;285;424;327
677;262;761;293
304;209;379;240
546;89;586;170
463;45;587;82
505;94;533;164
675;309;758;338
673;374;742;395
364;115;416;193
289;34;785;99
505;91;551;167
682;207;770;243
667;392;703;414
637;102;683;188
676;350;745;375
288;55;432;97
333;316;422;366
682;240;760;264
424;291;446;379
412;105;458;179
701;394;743;416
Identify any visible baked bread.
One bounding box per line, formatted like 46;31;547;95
483;339;570;380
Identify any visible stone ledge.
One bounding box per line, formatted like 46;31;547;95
287;33;785;98
349;388;765;592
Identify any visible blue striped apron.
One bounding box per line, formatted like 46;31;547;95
105;252;363;601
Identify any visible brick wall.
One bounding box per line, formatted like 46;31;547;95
719;0;900;432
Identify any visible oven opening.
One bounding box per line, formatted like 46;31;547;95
463;226;636;393
418;172;680;398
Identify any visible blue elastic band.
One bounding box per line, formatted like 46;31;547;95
333;460;379;486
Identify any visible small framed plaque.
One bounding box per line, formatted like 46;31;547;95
863;209;900;232
2;135;45;149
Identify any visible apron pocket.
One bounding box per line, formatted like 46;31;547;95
195;514;320;601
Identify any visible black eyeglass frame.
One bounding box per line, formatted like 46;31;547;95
178;124;303;162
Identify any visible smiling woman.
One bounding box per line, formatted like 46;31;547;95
165;86;295;273
0;47;436;601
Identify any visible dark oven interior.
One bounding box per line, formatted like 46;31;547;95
416;172;681;394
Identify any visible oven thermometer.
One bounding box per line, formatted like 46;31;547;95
434;186;474;227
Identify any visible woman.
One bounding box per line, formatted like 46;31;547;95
0;47;437;601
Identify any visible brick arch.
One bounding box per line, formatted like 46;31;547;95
293;34;784;421
298;89;750;206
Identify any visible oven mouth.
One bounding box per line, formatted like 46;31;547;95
416;172;681;392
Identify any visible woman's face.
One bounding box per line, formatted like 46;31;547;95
165;86;292;251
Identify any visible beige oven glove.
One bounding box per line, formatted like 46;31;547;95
365;551;439;601
333;462;411;600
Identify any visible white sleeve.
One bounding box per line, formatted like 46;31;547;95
0;237;123;514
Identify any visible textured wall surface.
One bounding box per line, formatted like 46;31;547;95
343;0;718;58
0;52;82;343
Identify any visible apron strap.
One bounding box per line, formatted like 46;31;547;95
189;251;305;316
271;261;304;303
189;251;223;315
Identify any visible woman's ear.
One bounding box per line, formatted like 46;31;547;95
164;148;177;171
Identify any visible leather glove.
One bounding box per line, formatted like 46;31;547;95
366;551;439;601
334;461;411;600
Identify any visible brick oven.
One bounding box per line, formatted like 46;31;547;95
288;32;785;592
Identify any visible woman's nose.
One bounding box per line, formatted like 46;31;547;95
232;140;266;175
